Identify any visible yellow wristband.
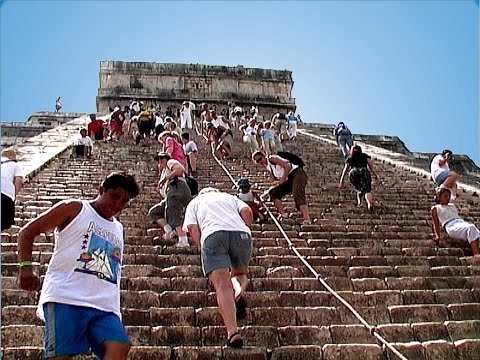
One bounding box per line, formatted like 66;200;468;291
19;261;33;268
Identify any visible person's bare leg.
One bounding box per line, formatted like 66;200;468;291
209;268;238;337
299;204;310;221
103;341;130;360
365;193;374;209
273;198;286;217
189;153;197;172
231;268;248;300
470;239;480;258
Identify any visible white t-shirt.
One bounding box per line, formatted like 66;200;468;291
434;203;460;227
212;116;230;130
183;140;198;155
37;200;124;321
155;115;164;127
75;136;93;147
430;154;449;179
183;192;251;245
1;157;24;201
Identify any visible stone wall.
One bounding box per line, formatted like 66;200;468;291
1;112;88;147
96;61;296;118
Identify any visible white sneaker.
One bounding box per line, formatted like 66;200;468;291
175;241;190;248
163;231;176;241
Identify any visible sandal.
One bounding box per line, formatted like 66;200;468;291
226;332;243;348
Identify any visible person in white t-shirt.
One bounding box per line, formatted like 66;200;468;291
1;149;24;230
180;101;194;130
181;132;198;177
183;188;253;348
71;128;94;159
17;171;140;359
430;149;459;199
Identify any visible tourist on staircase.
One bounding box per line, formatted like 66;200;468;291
271;112;288;141
71;128;93;159
252;150;311;224
181;132;198;178
339;145;379;210
333;121;354;159
239;118;259;159
259;121;276;156
237;178;267;223
55;96;62;112
149;152;191;247
136;105;154;147
158;131;187;168
183;187;253;348
87;114;107;141
431;187;480;258
1;149;24;231
17;171;139;360
211;109;233;160
180;100;195;130
287;111;301;141
430;149;459;200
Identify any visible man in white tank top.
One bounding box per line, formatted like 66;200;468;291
17;172;140;359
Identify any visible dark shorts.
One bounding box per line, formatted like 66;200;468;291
93;132;104;141
138;121;152;136
269;168;308;208
1;193;15;231
201;231;253;276
43;302;129;359
349;167;372;195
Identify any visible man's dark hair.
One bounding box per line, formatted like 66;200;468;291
181;132;190;140
442;149;453;157
102;171;140;198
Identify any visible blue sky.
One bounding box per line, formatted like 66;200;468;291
1;0;478;164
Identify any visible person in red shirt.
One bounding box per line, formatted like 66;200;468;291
87;114;106;141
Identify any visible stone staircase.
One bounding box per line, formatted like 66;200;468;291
2;126;480;360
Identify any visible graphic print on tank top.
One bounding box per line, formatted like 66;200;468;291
74;221;122;284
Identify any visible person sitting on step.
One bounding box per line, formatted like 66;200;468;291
237;178;267;223
430;149;459;200
181;132;198;178
71;128;93;159
431;187;480;258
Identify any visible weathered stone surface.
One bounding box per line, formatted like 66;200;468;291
1;325;44;347
128;346;172;360
278;326;331;346
454;339;480;360
411;322;449;342
445;320;480;341
323;344;384;360
270;345;322;360
389;304;449;323
384;342;424;360
330;325;375;344
422;340;458;360
172;346;222;360
151;326;201;346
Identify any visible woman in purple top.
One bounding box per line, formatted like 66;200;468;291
339;145;379;210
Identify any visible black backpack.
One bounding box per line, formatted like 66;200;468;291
276;151;305;168
185;175;199;196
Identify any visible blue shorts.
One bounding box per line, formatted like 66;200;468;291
434;170;449;186
44;302;130;358
201;231;252;276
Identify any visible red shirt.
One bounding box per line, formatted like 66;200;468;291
88;120;104;136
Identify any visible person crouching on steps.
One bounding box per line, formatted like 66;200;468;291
430;187;480;258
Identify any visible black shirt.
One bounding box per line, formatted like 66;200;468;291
346;153;370;168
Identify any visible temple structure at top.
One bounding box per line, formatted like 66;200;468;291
96;60;296;118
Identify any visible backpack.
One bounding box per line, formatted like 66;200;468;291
276;151;305;168
185;175;199;196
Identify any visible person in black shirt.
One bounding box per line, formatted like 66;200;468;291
339;145;379;210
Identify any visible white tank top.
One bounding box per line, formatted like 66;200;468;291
37;200;124;320
267;160;299;180
434;204;460;227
